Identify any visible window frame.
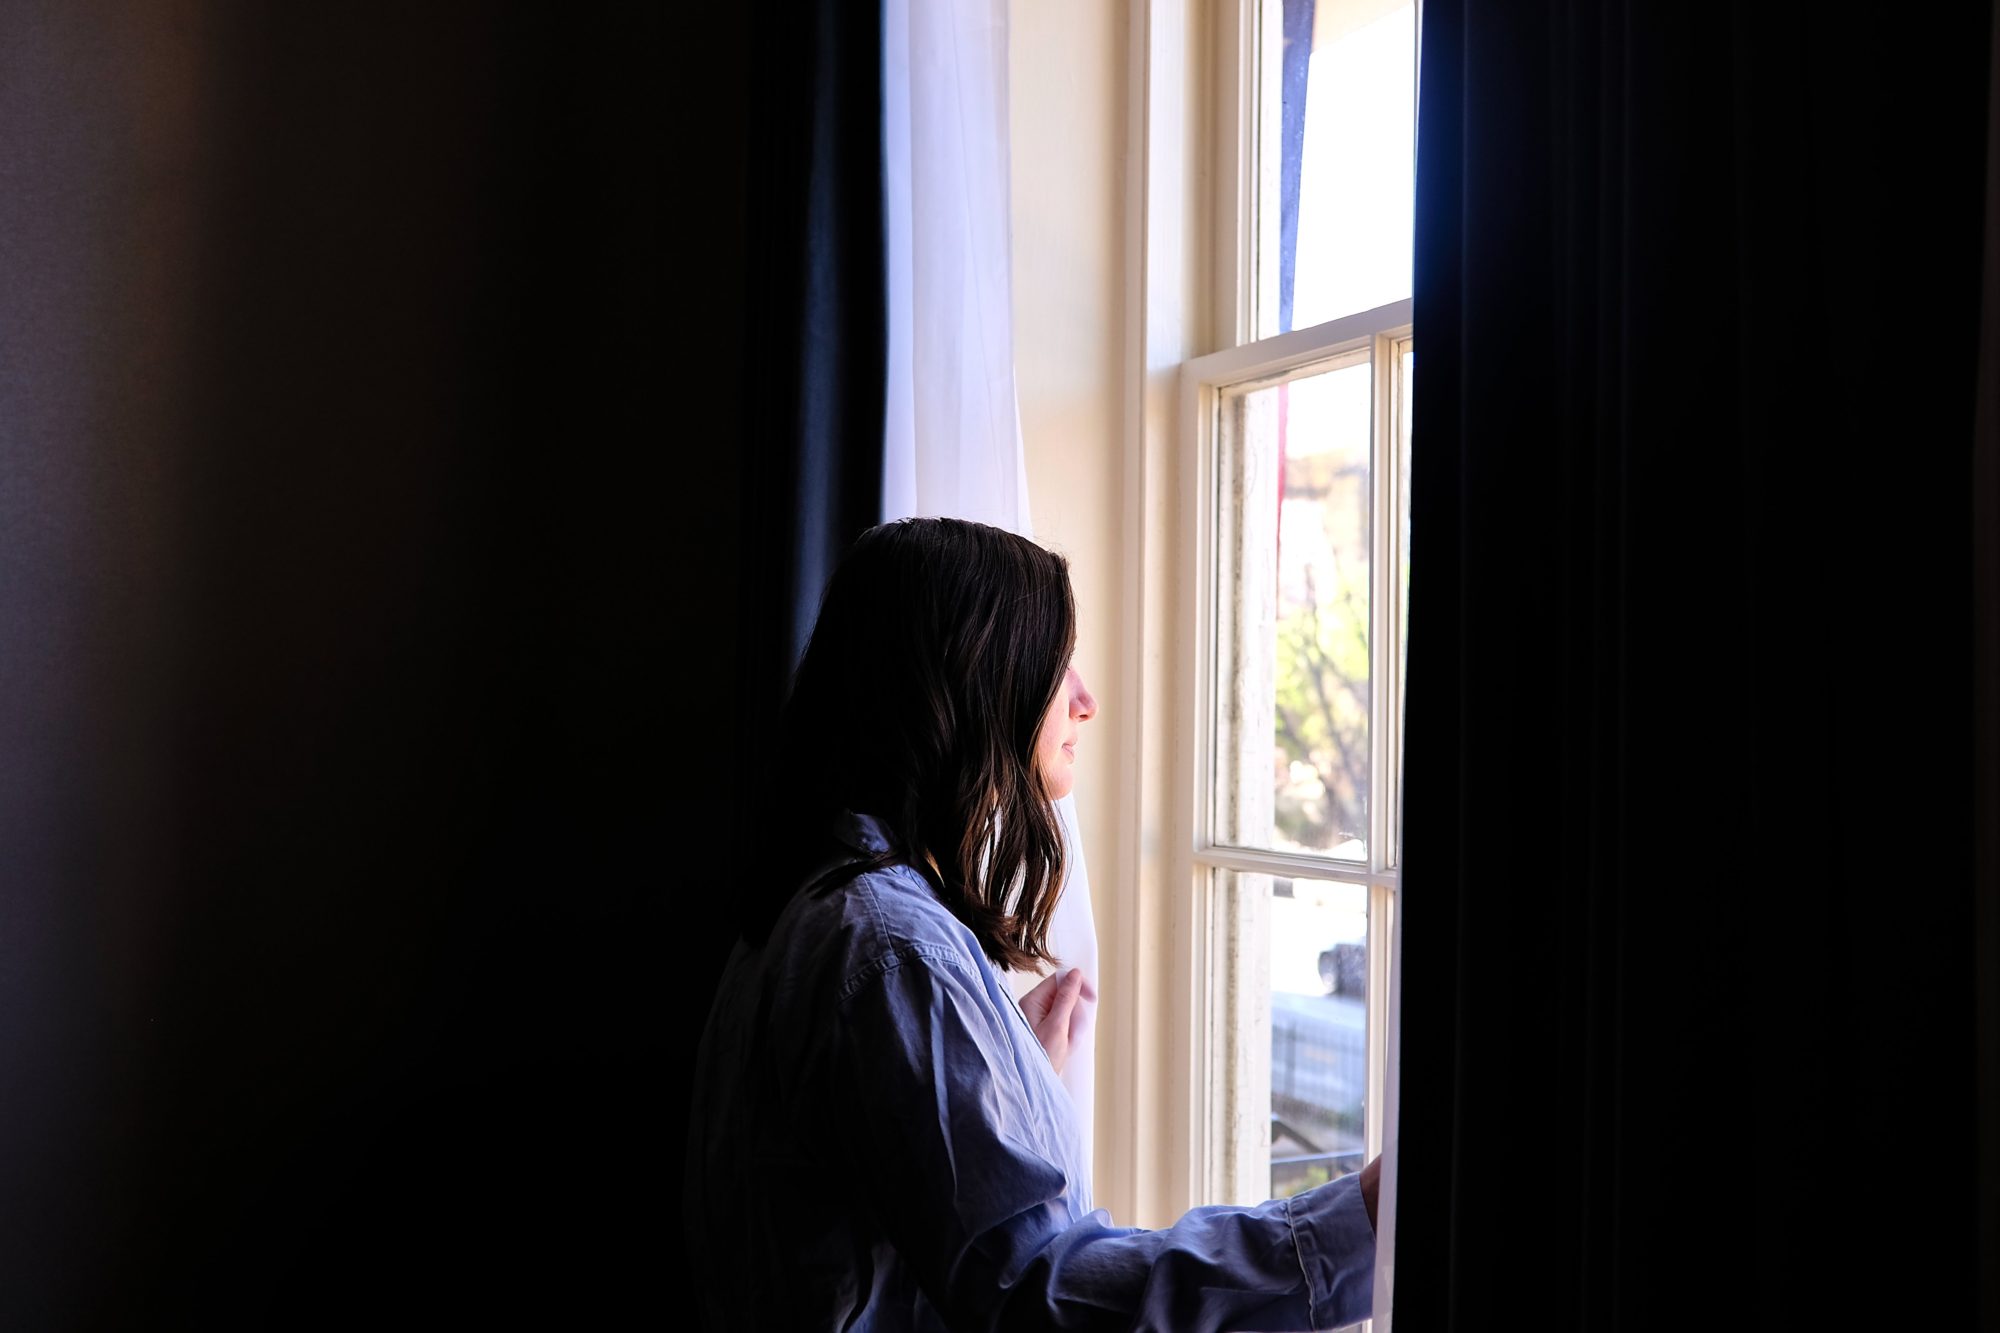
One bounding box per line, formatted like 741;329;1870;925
1101;0;1415;1232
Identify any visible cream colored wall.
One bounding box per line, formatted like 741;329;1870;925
1010;0;1129;1194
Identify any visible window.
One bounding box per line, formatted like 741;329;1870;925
1094;0;1417;1246
1186;0;1417;1212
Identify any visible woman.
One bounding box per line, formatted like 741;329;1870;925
686;518;1378;1331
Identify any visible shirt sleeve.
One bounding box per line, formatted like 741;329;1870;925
834;943;1376;1332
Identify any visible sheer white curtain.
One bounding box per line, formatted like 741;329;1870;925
881;0;1099;1181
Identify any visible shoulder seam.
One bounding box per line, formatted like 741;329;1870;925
836;940;980;1003
840;867;990;1002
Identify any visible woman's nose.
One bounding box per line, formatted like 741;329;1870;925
1070;669;1096;721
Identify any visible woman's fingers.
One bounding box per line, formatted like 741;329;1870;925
1046;968;1083;1028
1045;970;1091;1071
1020;968;1096;1075
1018;970;1061;1027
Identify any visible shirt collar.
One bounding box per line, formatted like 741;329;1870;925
831;809;895;857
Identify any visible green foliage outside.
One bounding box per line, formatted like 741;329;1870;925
1273;450;1371;852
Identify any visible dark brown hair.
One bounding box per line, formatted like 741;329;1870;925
750;517;1076;971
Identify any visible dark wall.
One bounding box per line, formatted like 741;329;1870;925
1;4;749;1325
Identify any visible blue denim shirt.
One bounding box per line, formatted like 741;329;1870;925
685;811;1376;1331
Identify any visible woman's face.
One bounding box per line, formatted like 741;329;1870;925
1034;665;1097;801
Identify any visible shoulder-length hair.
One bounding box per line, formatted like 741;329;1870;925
750;517;1076;972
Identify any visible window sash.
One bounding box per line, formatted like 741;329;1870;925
1183;301;1410;1210
1184;299;1412;872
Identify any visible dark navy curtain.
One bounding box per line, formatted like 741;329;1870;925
737;0;888;801
1394;3;1996;1329
1;5;753;1325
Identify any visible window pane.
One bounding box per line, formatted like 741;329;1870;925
1270;875;1368;1198
1261;0;1416;336
1214;357;1373;860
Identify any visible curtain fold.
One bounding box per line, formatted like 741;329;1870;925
882;0;1099;1180
1395;2;1994;1328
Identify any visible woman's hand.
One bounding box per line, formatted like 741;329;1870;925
1017;967;1096;1075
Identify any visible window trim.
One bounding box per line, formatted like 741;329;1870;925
1100;0;1210;1232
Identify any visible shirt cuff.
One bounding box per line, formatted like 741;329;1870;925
1284;1172;1376;1331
